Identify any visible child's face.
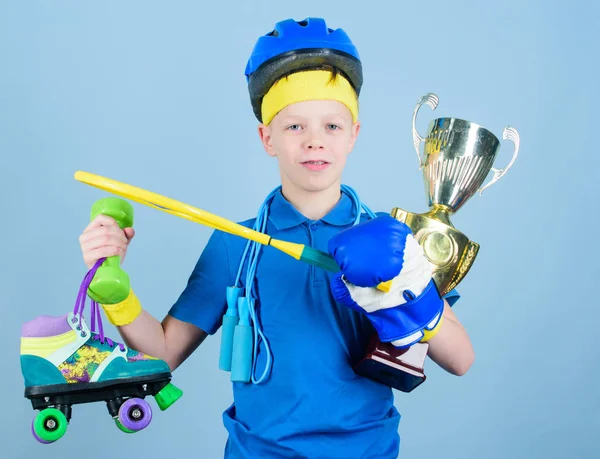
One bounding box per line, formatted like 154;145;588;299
258;99;360;195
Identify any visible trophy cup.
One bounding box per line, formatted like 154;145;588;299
354;93;520;392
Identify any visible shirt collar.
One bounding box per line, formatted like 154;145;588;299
268;188;358;231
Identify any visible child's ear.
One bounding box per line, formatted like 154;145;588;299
258;124;277;158
349;121;361;150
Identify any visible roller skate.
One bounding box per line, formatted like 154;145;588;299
21;258;183;444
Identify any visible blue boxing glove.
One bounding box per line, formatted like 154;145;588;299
328;215;444;348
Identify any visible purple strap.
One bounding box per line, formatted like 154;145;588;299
73;258;125;351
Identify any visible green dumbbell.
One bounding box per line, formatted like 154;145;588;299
87;197;134;305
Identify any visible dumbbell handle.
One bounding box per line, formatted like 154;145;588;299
86;197;134;305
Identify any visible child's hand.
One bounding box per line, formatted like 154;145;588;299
327;215;443;348
79;215;135;269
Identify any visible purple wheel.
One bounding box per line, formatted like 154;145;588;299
117;398;152;432
31;419;51;444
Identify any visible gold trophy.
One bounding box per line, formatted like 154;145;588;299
354;93;520;392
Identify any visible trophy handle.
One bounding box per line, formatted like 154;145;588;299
479;126;520;195
412;93;439;169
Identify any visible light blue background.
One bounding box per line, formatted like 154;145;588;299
1;1;598;458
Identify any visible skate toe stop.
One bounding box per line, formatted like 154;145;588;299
155;383;183;411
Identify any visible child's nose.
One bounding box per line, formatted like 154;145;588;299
304;131;325;150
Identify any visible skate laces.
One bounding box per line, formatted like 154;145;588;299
73;258;125;352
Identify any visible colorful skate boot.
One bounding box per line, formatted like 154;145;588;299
21;259;183;444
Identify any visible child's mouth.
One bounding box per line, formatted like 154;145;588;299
301;160;330;171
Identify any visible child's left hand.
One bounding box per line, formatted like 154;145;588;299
327;215;444;348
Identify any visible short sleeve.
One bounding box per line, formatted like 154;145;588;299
443;288;460;307
168;230;234;335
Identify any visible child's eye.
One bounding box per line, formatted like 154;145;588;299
287;124;302;131
327;124;340;130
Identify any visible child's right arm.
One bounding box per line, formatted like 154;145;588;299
116;310;208;371
79;214;208;371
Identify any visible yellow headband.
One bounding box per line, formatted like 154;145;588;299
261;70;359;126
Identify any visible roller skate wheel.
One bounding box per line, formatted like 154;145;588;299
117;398;152;432
32;408;68;443
114;419;136;434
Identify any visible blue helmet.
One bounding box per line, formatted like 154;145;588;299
245;18;363;122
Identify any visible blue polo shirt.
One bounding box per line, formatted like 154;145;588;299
169;188;459;459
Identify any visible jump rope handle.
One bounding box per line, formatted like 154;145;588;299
86;197;134;305
219;287;257;383
230;297;254;382
219;287;243;372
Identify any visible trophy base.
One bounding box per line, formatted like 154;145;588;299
354;335;428;393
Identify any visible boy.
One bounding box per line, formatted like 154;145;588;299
79;17;474;458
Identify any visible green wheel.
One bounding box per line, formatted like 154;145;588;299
114;419;136;434
32;408;68;443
